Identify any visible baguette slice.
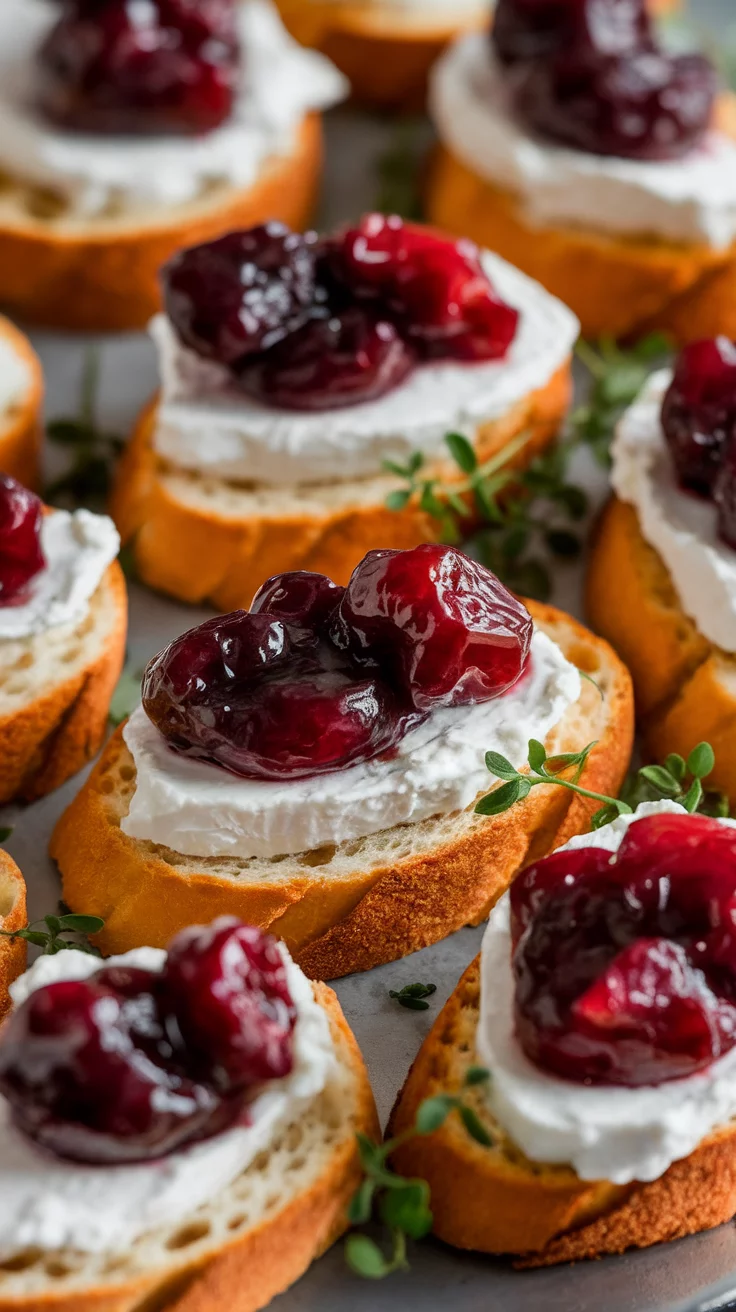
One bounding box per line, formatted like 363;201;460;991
0;114;322;332
389;957;736;1266
0;982;379;1312
0;560;127;804
427;95;736;343
0;851;26;1020
0;316;43;489
110;363;571;611
51;604;633;977
585;494;736;803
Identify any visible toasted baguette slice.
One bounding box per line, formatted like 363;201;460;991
427;96;736;343
0;560;127;804
0;982;379;1312
0;851;26;1020
110;363;571;611
51;604;633;977
389;957;736;1266
0;114;322;333
585;494;736;803
0;317;43;489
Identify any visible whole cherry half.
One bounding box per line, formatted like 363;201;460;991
662;338;736;496
0;476;46;607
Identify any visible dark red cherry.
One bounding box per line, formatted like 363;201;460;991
162;919;296;1090
332;544;533;710
492;0;654;65
0;966;232;1165
163;226;319;368
510;843;614;947
251;571;345;633
236;307;415;412
0;476;46;607
662;338;736;495
326;215;519;362
514;46;716;161
38;0;240;136
715;435;736;549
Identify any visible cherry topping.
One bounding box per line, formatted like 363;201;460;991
715;436;736;550
511;813;736;1086
492;0;654;66
236;308;415;412
662;338;736;496
251;571;345;633
332;545;532;710
163;226;319;368
326;215;519;362
0;476;46;607
0;921;296;1165
38;0;241;136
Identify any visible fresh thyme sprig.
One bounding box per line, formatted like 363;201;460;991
346;1066;491;1279
475;739;725;830
388;982;437;1012
0;913;105;956
572;334;671;466
45;349;125;508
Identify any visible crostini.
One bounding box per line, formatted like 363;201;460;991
0;318;43;490
0;917;377;1312
586;339;736;803
110;213;579;609
0;476;126;803
390;804;736;1264
0;852;25;1020
52;545;632;975
427;0;736;343
0;0;346;331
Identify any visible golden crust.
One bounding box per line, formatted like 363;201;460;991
0;851;27;1021
0;985;379;1312
0;561;127;805
0;115;323;333
585;494;736;803
50;604;633;977
0;317;43;490
426;95;736;343
110;362;572;610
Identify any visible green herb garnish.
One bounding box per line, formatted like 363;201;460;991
0;827;13;843
345;1067;491;1279
388;982;437;1012
45;349;125;508
374;118;427;221
109;665;143;727
0;913;105;956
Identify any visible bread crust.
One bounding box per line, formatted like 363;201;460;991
0;561;127;804
0;851;27;1021
0;317;43;490
110;362;572;610
50;605;633;976
426;96;736;343
389;958;736;1265
586;494;736;803
0;115;323;333
0;984;379;1312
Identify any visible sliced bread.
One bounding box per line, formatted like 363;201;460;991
0;981;379;1312
0;851;26;1020
109;363;572;611
0;559;127;804
0;317;43;489
389;957;736;1266
50;603;633;977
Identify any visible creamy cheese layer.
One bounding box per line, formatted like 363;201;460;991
151;251;579;486
0;945;335;1257
121;630;580;861
430;34;736;250
0;0;347;217
478;803;736;1186
611;368;736;653
0;510;120;640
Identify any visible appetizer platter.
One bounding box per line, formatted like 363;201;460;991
2;0;736;1310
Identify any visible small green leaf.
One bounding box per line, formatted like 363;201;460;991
345;1234;395;1280
555;484;588;520
408;451;424;475
18;931;53;948
664;753;687;782
598;363;648;407
445;431;478;474
484;751;520;782
687;742;715;780
44;915;61;936
682;778;704;814
638;765;681;797
578;669;604;700
591;802;623;830
458;1104;493;1147
380;1181;433;1239
464;1066;491;1087
0;827;13;842
347;1180;375;1225
527;739;548;774
385;488;412;512
355;1132;385;1174
415;1094;457;1135
57;914;105;934
109;667;142;727
475;777;528;817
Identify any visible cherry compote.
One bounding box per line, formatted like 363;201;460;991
510;813;736;1086
142;547;532;779
0;476;46;607
493;0;653;66
161;215;520;412
38;0;240;136
0;919;296;1165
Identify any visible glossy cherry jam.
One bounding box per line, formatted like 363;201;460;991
0;919;296;1165
162;215;520;412
142;547;532;779
661;338;736;549
0;476;46;607
510;813;736;1086
493;0;653;66
38;0;240;136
